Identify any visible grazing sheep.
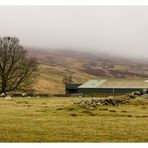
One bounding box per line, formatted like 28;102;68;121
5;95;11;100
1;93;5;97
22;93;27;97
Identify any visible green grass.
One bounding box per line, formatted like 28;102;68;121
0;97;148;142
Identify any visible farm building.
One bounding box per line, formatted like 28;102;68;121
65;83;82;94
66;79;148;95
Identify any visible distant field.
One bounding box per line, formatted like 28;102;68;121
0;97;148;142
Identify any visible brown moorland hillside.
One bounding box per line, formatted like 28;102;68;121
32;64;96;93
28;49;148;93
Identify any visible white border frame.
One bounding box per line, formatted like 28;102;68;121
0;0;148;6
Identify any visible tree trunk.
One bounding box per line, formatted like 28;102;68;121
1;76;6;93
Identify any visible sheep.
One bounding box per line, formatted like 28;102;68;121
22;93;27;97
1;93;5;97
5;95;11;100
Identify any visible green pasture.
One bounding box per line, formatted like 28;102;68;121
0;97;148;142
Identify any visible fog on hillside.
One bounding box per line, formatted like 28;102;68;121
0;6;148;58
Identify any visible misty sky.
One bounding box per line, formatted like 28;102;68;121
0;6;148;58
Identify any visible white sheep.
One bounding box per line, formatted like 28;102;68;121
5;95;11;100
1;93;6;97
22;93;27;97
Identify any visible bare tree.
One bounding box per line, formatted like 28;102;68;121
0;37;38;93
63;69;73;84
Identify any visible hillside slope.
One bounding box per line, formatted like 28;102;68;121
32;64;96;93
29;49;148;93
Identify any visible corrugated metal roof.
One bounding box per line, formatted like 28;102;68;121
78;79;148;88
78;79;106;88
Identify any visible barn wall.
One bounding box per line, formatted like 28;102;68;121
66;89;78;94
78;88;144;94
78;88;113;94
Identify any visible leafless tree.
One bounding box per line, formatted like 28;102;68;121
0;37;38;93
63;69;73;84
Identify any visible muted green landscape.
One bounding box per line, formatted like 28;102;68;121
0;96;148;142
2;5;148;144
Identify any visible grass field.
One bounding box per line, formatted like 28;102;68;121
0;97;148;142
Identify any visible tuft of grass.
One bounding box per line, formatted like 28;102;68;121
24;104;31;107
69;113;78;117
127;115;133;117
56;108;63;110
99;108;108;111
81;110;96;116
109;109;117;113
16;100;30;104
121;110;127;113
67;107;75;111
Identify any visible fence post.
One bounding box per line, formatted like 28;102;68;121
113;88;114;95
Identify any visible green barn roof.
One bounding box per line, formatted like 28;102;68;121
78;80;106;88
66;83;82;89
78;78;148;89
